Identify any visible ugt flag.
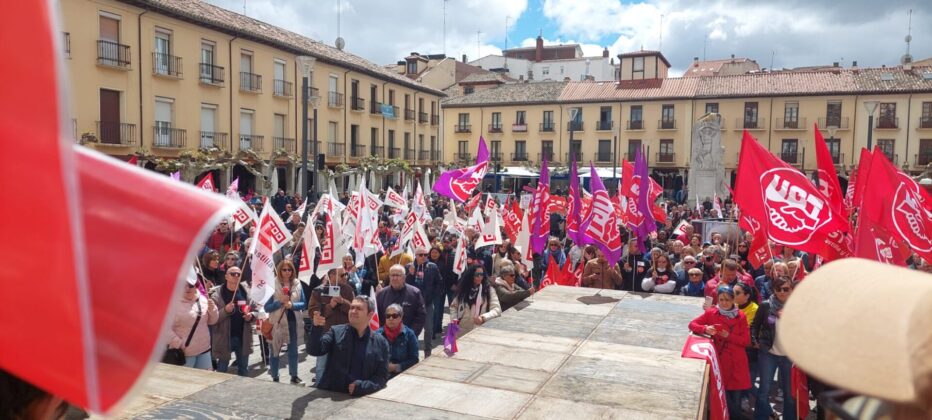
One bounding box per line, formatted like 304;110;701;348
580;164;623;267
433;136;490;202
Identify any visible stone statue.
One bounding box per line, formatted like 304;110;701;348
688;113;726;206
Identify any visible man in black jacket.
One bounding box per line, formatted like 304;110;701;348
405;247;441;356
306;296;389;396
376;265;427;340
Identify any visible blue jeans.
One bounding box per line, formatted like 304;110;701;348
216;335;248;376
432;292;445;335
269;325;299;380
756;350;796;420
185;350;212;370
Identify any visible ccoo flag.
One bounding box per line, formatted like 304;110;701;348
433;136;490;202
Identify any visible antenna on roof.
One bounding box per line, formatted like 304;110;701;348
477;30;481;60
902;9;914;65
770;50;775;72
335;0;344;50
443;0;449;56
505;15;510;69
243;0;246;15
703;33;708;61
658;14;664;51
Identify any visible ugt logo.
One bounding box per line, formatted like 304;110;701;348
760;168;831;245
892;183;932;252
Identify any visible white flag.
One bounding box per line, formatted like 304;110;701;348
475;205;502;248
712;193;723;218
513;211;534;269
411;216;431;251
384;187;408;210
231;200;258;232
249;199;292;255
249;203;286;305
316;210;346;278
472;283;483;319
467;206;485;234
452;236;468;275
295;197;308;219
226;177;240;200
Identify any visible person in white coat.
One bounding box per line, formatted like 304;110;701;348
642;254;677;294
450;265;501;336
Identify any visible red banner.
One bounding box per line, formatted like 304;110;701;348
682;335;729;420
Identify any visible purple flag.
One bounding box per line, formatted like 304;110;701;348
433;137;489;202
443;321;461;356
580;164;623;267
529;160;550;254
566;159;583;244
634;148;657;253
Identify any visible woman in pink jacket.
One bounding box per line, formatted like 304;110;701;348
688;285;751;418
168;280;219;369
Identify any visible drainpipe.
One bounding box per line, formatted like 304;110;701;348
228;35;238;156
137;9;148;149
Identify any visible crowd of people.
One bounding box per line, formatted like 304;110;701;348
161;185;932;418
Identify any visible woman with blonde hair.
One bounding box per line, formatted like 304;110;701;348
263;260;307;384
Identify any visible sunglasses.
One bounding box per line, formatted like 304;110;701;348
386;313;401;319
281;268;293;272
689;273;702;277
684;260;696;264
416;253;428;257
228;272;241;277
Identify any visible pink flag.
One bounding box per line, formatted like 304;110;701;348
580;164;623;267
226;177;240;199
528;160;551;254
433;137;489;202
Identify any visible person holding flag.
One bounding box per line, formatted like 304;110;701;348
450;265;501;337
263;260;307;384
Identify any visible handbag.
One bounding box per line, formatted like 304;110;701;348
162;298;202;365
261;305;287;340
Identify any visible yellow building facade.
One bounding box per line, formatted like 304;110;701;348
62;0;442;194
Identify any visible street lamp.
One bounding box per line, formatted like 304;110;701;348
864;100;878;151
296;55;318;200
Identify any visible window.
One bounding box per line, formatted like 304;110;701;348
370;84;378;105
781;139;799;163
598;106;612;130
627;139;642;159
274;114;286;138
98;13;126;67
542;66;550;76
464;86;475;94
328;121;338;143
200;104;217;148
825;136;841;164
200;42;217;82
388;130;396;158
879;103;897;128
826;101;842;128
491;141;501;159
458;113;469;125
491;112;501;131
629;105;643;129
705;103;719;114
543;110;554;124
919;139;932;165
99;88;123;144
598;140;612;161
744;102;759;129
431;136;437;153
569;140;582;161
633;56;644;72
350;124;359;149
568;107;582;131
240;52;258;91
370;127;379;151
559;66;564;75
154;29;172;75
661;104;675;129
406;60;417;74
404;132;412;158
239;109;255;150
388;90;395;106
154;97;173;147
515;141;527;160
784;102;799;128
273;59;287;96
659;139;674;162
329;75;340;106
351;80;360;100
877;139;895;162
922;102;932;128
515;111;527;125
458;141;468;155
542;141;554;161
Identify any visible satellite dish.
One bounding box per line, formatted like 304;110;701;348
335;37;345;51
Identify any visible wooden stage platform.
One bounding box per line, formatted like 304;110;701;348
108;286;708;419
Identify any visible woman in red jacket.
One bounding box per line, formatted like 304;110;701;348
688;285;751;418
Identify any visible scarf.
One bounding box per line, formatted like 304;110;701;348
717;304;739;319
465;284;481;307
384;323;402;343
768;294;785;315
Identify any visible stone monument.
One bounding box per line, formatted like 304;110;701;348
688;113;727;205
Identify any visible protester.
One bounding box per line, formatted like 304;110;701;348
428;245;450;335
405;247;440;355
264;260;307;384
493;265;535;311
210;267;254;376
342;254;363;295
681;268;706;297
376;265;427;337
199;250;224;289
167;280;219;370
450;265;501;336
733;281;759;413
582;248;623;290
620;239;648;291
750;275;797;420
307;296;390;396
642;253;676;293
688;285;751;418
541;237;566;272
377;251;413;284
309;267;355;383
375;303;419;377
704;259;742;300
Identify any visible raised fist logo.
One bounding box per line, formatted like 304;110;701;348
892;183;932;252
760;168;831;245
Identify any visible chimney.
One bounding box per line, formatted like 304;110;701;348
851;60;858;68
833;62;839;67
693;56;699;67
462;54;467;63
602;47;609;58
730;54;735;63
535;35;544;63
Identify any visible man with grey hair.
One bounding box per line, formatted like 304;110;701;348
375;303;419;377
376;264;427;352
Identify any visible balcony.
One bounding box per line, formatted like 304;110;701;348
512;123;528;132
921;117;932;129
916;152;932;167
351;97;365;111
566;151;583;163
349;144;366;158
370;101;382;116
658;119;676;130
419;112;429;123
626;120;644;130
328;92;344;108
832;153;845;166
490;152;503;162
96;121;136;146
567;121;584;131
388;147;401;159
271;79;292;97
97;40;131;68
876;117;899;129
488;124;503;133
239;72;262;93
152;52;182;78
775;117;807;130
389;105;400;119
539;122;555;132
273;137;295;152
539;152;555;162
152;125;186;149
595;152;613;162
431;114;439;125
656;152;676;164
596;120;613;131
431;150;441;160
199;63;224;86
454;153;472;162
418;150;433;161
239;134;264;152
736;118;766;130
404;109;415;121
511;152;529;162
818;116;850;130
780;152;802;165
198;131;227;150
304;87;319;101
404;148;416;160
454;124;472;133
370;145;384;157
328;142;345;156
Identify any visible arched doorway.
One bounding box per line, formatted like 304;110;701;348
232;164;257;194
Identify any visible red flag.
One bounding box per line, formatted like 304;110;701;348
733;131;851;261
791;366;810;419
852;148;872;211
196;172;216;192
548;196;567;216
539;254;561;290
0;2;231;412
854;224;910;266
127;155;138;166
813;126;845;216
502;199;523;244
648;177;667;224
740;214;773;269
682;335;729;420
620;160;644;229
464;192;482;214
557;258;578;286
369;294;380;331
